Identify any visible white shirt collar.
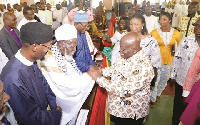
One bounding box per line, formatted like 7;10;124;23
15;50;33;66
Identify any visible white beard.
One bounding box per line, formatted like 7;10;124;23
65;55;73;62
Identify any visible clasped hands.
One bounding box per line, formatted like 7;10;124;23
87;65;102;81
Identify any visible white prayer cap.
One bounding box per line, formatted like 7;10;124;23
55;24;77;41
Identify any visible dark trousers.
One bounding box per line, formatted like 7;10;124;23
172;82;188;125
112;115;144;125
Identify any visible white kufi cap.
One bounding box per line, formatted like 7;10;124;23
55;24;77;41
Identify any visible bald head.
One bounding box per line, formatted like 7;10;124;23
121;32;141;47
3;12;17;29
120;32;141;59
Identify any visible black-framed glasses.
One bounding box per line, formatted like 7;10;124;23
40;44;52;50
79;23;88;28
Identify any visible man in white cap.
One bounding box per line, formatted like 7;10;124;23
39;24;101;125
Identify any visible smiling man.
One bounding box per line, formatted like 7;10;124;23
0;12;21;59
73;10;97;73
0;22;62;125
96;32;154;125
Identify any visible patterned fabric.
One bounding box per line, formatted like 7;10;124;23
85;31;98;60
140;35;161;68
171;34;199;87
178;13;200;39
182;47;200;97
97;50;154;120
140;35;161;102
150;27;181;65
51;44;81;75
40;47;94;124
110;31;127;65
150;68;161;102
157;65;171;96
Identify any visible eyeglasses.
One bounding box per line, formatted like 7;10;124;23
120;46;139;52
40;44;52;50
79;23;88;28
61;39;73;46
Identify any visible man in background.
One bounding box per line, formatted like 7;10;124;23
144;6;159;33
17;7;37;31
178;1;200;39
0;12;21;59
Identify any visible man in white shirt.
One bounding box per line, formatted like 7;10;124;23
143;6;159;33
169;18;200;125
162;0;167;10
14;5;23;25
53;4;65;30
182;2;188;16
61;2;68;17
37;4;47;24
46;3;53;26
17;7;37;31
38;4;52;26
39;24;101;125
172;1;183;28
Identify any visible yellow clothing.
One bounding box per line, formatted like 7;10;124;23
178;13;200;39
150;28;181;65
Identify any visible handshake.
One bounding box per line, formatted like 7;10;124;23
87;65;102;81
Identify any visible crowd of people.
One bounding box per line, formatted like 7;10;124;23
0;0;199;125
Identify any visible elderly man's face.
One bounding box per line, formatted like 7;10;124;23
120;38;141;59
0;80;9;116
58;38;77;62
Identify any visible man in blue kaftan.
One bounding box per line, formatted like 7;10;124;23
73;10;96;72
0;22;62;125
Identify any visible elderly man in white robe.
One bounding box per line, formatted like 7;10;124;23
39;24;101;125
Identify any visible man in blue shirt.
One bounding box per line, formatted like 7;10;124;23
73;10;96;72
0;22;62;125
